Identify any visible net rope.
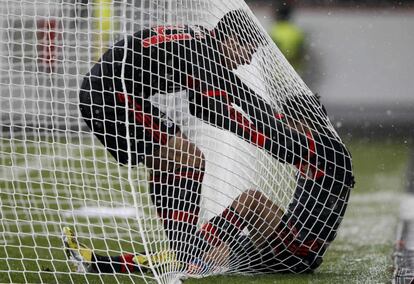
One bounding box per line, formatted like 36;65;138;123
0;1;354;283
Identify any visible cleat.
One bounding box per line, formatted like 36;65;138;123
133;251;178;272
62;227;95;273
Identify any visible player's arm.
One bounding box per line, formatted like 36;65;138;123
189;70;354;186
188;71;310;165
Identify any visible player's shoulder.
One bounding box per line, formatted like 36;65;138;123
148;25;210;40
186;25;211;39
148;24;209;34
112;25;210;48
139;25;211;51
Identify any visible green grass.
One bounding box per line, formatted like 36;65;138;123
0;136;410;283
0;135;155;283
188;138;410;284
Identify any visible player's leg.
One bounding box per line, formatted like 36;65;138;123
76;76;150;273
147;130;206;265
195;186;332;274
229;189;284;246
63;226;174;273
249;131;354;273
77;81;206;273
188;90;355;272
249;115;354;272
253;180;350;273
87;131;206;274
198;129;354;273
199;190;283;247
195;189;284;272
188;88;310;165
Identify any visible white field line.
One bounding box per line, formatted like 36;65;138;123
62;206;139;218
0;143;148;239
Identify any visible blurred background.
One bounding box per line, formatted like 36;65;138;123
1;1;413;283
248;0;414;139
2;0;413;139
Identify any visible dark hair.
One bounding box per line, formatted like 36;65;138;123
213;9;263;48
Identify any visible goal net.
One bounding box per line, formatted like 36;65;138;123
0;0;353;283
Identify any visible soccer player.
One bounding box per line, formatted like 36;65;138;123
64;8;354;274
195;94;355;273
69;9;266;273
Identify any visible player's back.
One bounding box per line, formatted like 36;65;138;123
96;25;214;99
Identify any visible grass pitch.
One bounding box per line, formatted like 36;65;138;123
190;138;410;284
0;136;410;283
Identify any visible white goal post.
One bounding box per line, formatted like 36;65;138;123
0;1;353;284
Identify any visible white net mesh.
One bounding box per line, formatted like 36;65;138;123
0;1;354;283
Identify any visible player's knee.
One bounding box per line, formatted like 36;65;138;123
238;189;259;204
149;167;203;214
246;189;267;205
235;189;266;217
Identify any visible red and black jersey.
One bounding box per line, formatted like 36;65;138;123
85;24;302;163
80;24;288;166
95;25;217;96
80;24;355;274
93;25;276;129
84;25;352;183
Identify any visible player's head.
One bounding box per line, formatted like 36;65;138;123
213;9;263;69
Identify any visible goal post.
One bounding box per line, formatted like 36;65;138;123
0;1;353;284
